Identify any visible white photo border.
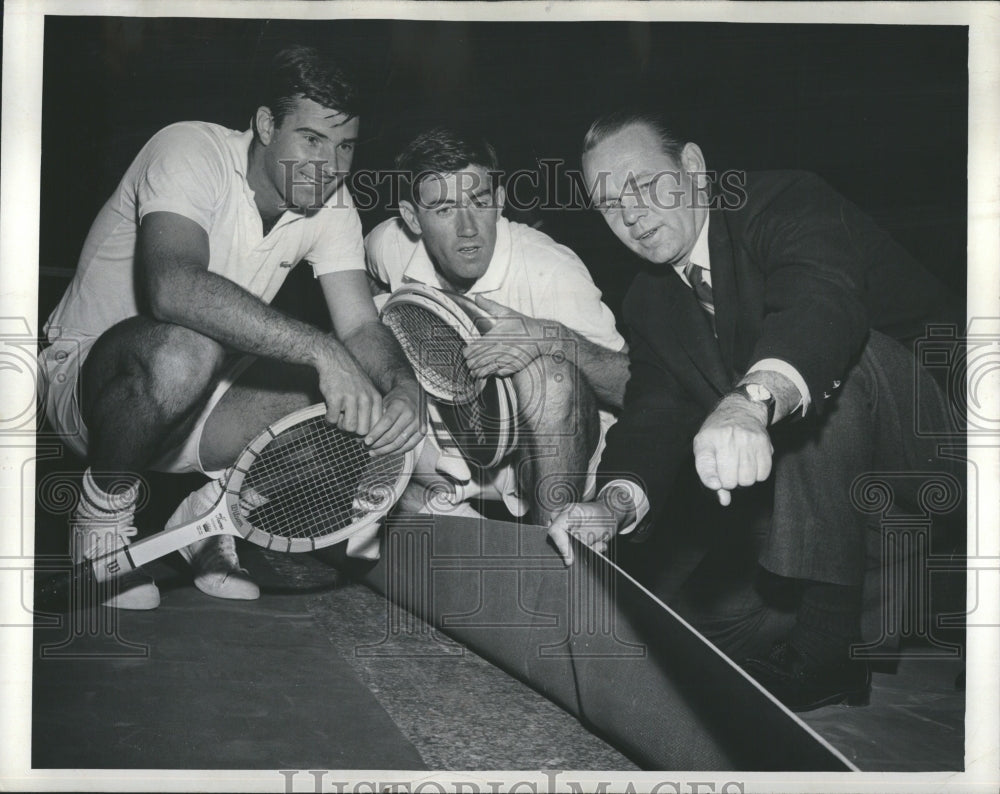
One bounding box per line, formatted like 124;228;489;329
2;1;998;792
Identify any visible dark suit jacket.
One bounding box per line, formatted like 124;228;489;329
598;170;961;532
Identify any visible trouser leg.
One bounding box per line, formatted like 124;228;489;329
762;330;960;586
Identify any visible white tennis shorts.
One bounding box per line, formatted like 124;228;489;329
39;336;252;477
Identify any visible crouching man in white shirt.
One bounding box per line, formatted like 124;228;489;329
365;127;629;526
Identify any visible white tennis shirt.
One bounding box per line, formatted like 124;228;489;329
365;215;626;356
44;121;365;343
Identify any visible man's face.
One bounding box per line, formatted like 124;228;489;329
582;122;706;267
400;165;504;292
258;96;359;215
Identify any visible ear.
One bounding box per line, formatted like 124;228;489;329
680;142;707;177
398;200;423;236
254;106;276;145
493;184;506;217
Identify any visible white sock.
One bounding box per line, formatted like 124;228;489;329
78;468;138;518
73;469;139;562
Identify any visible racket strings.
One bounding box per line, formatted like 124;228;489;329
382;303;479;403
381;290;510;464
240;416;405;541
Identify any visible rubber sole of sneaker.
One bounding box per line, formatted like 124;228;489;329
101;572;161;610
192;572;260;601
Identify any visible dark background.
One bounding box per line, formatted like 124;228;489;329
39;16;968;323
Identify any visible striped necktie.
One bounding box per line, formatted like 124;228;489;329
684;262;715;316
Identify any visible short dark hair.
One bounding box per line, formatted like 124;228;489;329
259;45;360;126
395;127;501;205
582;110;686;162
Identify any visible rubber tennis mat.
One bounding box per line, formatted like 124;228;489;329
360;514;856;771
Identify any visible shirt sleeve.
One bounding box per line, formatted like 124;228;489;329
307;184;366;277
597;479;650;536
363;219;393;288
133;124;227;232
537;255;626;353
745;358;811;415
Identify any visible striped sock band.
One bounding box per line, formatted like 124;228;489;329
80;468;139;517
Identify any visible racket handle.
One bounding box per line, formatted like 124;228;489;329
34;545;136;613
34;559;99;613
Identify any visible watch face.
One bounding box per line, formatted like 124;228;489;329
745;383;773;402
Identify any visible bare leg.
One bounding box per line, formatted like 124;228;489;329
80;317;227;487
512;355;599;525
73;317;226;607
385;357;600;525
169;358;320;602
197;357;321;472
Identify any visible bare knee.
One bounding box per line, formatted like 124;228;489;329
83;317;226;419
142;324;226;400
513;355;593;433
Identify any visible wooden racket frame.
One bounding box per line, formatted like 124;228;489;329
99;405;417;577
380;283;489;403
227;403;417;553
380;283;520;467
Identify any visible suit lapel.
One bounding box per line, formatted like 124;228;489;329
659;272;731;394
708;208;740;380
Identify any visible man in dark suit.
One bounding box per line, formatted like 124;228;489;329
547;111;963;711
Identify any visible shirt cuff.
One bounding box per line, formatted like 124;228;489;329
745;358;811;416
597;479;650;536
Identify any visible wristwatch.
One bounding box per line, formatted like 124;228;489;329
734;382;776;426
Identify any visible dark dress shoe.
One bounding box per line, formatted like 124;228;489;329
741;640;871;712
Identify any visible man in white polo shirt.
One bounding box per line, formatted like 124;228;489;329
39;46;422;609
365;127;628;525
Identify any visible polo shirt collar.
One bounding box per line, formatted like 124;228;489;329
229;128;254;180
232;127;306;231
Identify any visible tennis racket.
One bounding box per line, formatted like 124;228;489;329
380;283;493;403
36;403;417;611
380;283;519;468
429;381;518;469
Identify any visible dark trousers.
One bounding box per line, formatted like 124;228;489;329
763;329;961;586
623;330;964;660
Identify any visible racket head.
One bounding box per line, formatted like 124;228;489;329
380;283;488;403
438;288;500;335
224;404;415;552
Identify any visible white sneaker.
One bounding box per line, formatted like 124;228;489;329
70;508;160;611
168;479;260;601
179;534;260;600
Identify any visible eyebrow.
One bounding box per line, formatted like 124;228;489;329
295;126;358;144
424;184;493;210
590;170;661;202
322;112;355;125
